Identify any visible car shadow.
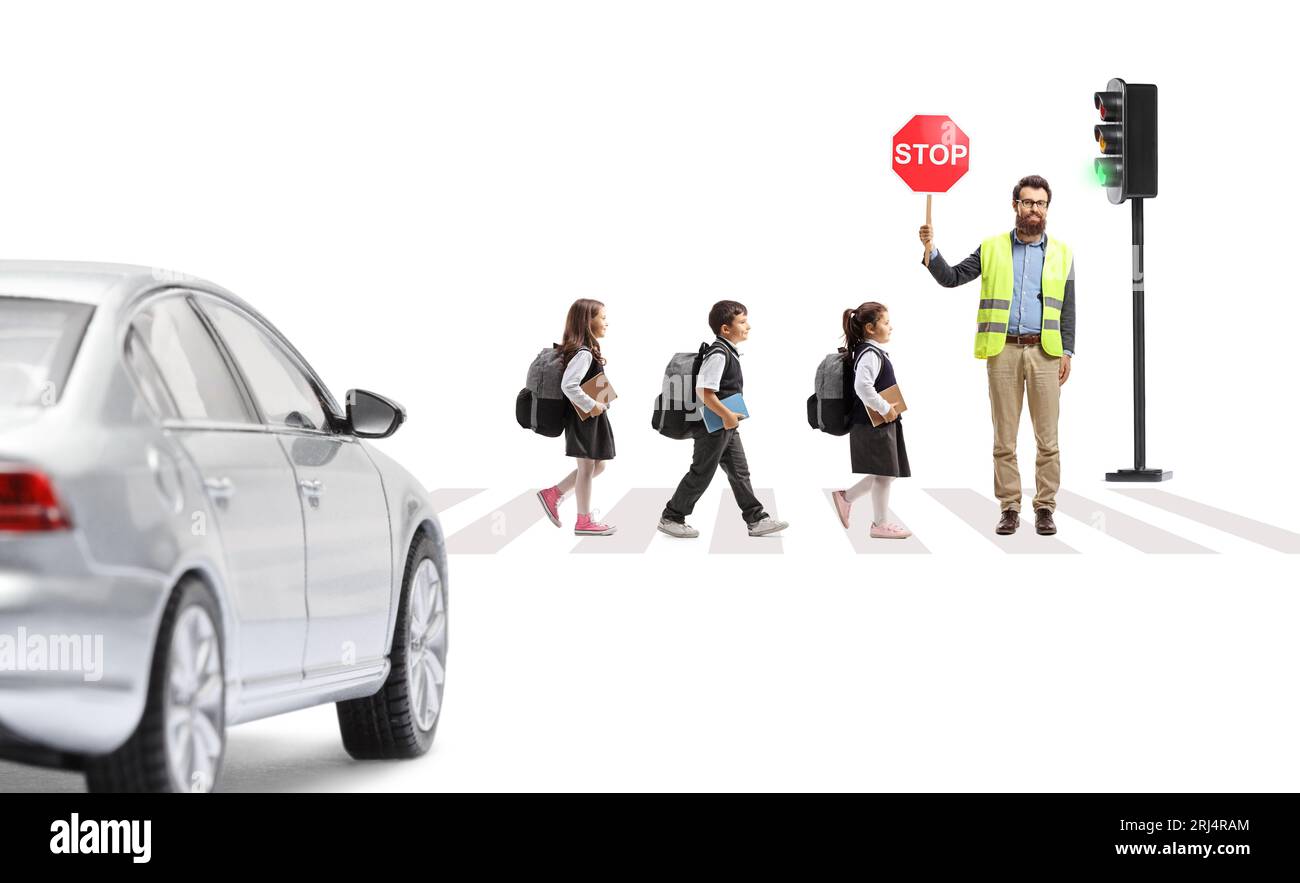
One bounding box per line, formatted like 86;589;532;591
0;724;397;793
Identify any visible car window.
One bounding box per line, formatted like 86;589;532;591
131;297;253;424
201;301;330;432
0;297;94;407
124;328;179;419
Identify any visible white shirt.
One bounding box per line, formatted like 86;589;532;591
695;338;739;392
854;345;893;418
561;349;600;412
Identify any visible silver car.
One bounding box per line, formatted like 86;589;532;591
0;261;448;792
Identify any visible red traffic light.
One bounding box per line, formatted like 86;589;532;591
1094;91;1123;122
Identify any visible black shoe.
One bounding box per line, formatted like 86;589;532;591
1035;508;1057;536
996;510;1019;535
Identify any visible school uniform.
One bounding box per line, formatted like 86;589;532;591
561;345;615;461
662;336;770;525
848;341;911;477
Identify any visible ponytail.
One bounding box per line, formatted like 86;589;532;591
842;301;888;359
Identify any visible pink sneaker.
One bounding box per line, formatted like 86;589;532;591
870;521;913;539
537;486;562;527
832;490;852;528
575;511;616;536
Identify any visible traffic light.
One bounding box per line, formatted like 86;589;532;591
1096;77;1171;483
1093;78;1157;204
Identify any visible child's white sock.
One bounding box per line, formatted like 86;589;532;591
870;476;895;524
844;475;875;504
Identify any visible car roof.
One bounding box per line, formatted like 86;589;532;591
0;260;346;419
0;260;217;307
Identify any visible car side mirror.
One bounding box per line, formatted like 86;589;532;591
346;389;406;439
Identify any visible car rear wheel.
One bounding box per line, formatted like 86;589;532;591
85;576;226;793
337;531;447;759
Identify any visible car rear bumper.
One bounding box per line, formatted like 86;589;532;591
0;534;169;757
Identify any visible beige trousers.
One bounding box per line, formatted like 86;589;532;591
987;343;1060;513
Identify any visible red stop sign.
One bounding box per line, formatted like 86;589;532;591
892;115;970;193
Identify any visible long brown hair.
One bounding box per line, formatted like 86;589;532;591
841;301;887;360
555;298;606;366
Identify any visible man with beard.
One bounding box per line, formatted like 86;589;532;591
918;174;1075;536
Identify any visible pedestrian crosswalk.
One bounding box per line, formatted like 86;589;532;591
433;485;1300;556
571;488;671;555
710;489;782;555
925;488;1078;554
1110;490;1300;554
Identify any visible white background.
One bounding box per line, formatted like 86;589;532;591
2;1;1297;791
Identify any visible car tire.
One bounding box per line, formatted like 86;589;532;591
84;576;226;793
337;530;447;760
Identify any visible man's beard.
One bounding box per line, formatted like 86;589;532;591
1016;213;1046;237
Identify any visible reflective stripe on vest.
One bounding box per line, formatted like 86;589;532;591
975;233;1072;358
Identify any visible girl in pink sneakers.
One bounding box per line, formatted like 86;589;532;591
831;302;913;539
536;299;617;536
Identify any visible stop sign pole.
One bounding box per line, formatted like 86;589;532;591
924;194;933;267
892;115;970;266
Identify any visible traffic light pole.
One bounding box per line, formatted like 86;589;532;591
1107;196;1171;481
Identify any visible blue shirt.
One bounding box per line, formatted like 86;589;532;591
1009;229;1046;338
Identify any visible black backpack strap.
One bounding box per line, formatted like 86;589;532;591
693;341;727;374
855;342;886;369
565;344;593;368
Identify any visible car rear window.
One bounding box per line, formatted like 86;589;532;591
0;296;95;407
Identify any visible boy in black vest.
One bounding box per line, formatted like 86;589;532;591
659;301;790;538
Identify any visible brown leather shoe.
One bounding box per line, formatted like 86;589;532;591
1035;508;1057;536
996;509;1019;535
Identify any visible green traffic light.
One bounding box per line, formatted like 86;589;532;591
1094;157;1122;188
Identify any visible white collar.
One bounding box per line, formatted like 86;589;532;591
715;335;743;357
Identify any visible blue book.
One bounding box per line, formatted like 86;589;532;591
699;393;749;433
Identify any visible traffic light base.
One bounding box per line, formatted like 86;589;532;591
1105;468;1173;482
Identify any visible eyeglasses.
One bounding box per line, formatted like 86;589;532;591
1016;199;1049;210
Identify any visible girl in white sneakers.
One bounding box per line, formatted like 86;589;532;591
536;299;617;536
831;302;913;539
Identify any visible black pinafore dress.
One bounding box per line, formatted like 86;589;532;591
848;342;911;477
563;346;616;461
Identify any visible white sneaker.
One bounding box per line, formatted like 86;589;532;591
657;518;700;539
747;516;789;537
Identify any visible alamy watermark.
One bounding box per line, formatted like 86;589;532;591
0;628;104;682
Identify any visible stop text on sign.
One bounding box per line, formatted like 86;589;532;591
893;142;969;165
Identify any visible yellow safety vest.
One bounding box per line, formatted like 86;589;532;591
975;233;1072;359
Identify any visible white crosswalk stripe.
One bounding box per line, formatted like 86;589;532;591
429;486;1298;556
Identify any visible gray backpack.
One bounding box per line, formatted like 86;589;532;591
806;348;870;436
516;347;568;437
651;341;722;439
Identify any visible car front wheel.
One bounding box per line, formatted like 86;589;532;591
337;531;447;759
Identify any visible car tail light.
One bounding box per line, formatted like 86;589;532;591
0;467;73;532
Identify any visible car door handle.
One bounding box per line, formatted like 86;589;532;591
203;477;236;503
298;478;324;506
